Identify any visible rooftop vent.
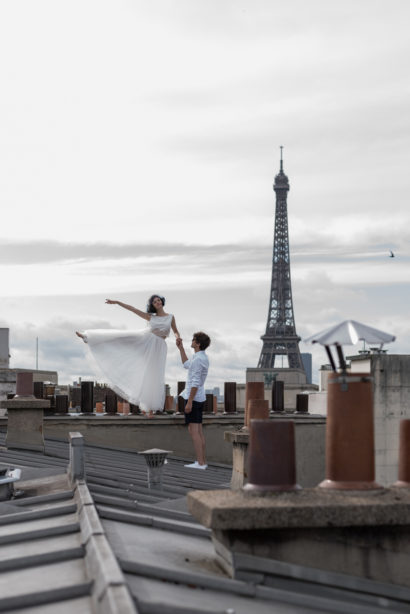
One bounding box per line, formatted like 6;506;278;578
138;448;172;489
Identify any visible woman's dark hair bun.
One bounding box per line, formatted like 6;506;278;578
146;294;165;314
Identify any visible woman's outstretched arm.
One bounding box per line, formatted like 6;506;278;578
105;299;150;321
171;316;181;340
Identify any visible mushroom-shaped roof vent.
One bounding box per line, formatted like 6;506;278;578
305;320;395;373
305;320;395;346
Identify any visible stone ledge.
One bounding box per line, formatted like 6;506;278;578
48;414;244;424
225;418;326;444
1;399;50;409
224;431;249;444
0;414;244;425
188;487;410;530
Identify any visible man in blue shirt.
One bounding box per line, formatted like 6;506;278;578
176;331;210;469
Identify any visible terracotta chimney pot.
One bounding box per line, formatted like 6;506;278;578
244;419;300;492
248;399;269;422
245;382;265;427
319;373;381;490
393;419;410;487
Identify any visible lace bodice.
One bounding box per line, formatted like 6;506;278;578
148;314;173;339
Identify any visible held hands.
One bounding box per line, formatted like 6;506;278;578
176;337;183;348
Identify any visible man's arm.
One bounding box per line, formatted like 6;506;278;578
176;337;189;364
185;359;206;413
185;387;198;413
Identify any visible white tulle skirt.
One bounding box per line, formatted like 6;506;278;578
83;328;167;411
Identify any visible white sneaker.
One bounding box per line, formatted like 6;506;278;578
184;462;207;470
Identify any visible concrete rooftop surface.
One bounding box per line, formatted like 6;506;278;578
0;429;409;613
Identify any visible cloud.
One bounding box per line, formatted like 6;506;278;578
4;271;407;392
1;220;409;265
0;239;271;265
0;226;407;300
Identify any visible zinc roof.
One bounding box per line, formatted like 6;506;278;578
0;430;409;613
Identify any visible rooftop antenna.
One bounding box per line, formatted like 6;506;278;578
36;337;38;370
280;145;284;171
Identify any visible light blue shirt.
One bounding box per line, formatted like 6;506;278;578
180;351;209;402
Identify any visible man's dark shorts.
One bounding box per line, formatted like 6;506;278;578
184;400;204;425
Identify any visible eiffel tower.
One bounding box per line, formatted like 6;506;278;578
257;147;305;374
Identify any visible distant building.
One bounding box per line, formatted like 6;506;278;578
319;364;333;391
300;353;313;384
0;328;10;368
205;387;222;402
0;328;58;407
0;368;58;413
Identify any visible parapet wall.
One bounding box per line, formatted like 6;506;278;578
0;413;326;480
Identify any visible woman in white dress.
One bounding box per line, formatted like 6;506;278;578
76;295;180;412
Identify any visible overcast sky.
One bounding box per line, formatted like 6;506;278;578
0;0;409;392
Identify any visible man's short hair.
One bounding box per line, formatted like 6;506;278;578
193;331;210;351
